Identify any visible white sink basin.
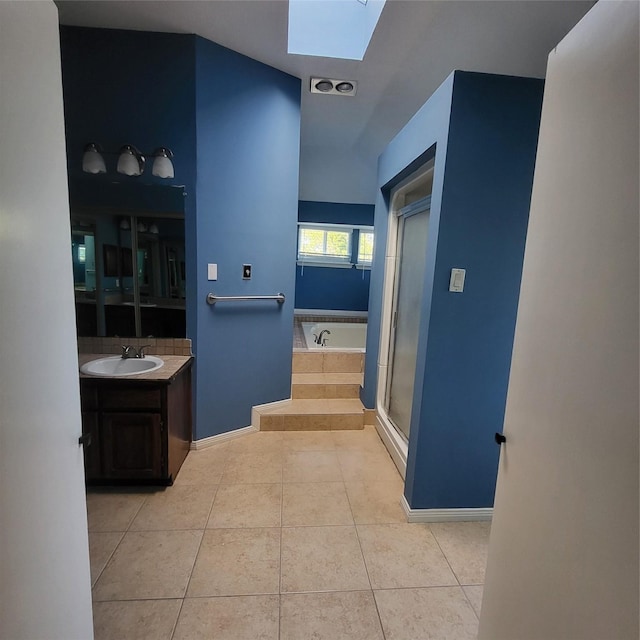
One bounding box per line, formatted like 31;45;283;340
80;355;164;377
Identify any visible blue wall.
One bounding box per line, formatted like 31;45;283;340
194;37;300;436
61;27;301;439
364;74;455;409
364;71;543;509
295;201;373;311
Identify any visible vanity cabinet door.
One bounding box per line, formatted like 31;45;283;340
101;412;163;480
82;411;101;481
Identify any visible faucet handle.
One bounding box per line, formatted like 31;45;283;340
121;345;132;358
138;344;152;358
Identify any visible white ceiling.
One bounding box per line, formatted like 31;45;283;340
55;0;595;204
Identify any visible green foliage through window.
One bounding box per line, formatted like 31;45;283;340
298;226;351;262
297;224;374;268
357;231;374;264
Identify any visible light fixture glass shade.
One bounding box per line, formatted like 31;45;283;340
151;148;174;179
149;223;159;234
82;143;106;174
117;145;144;176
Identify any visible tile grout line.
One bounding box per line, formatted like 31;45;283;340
278;434;284;640
341;450;387;640
170;482;221;640
429;526;462;588
427;524;482;621
429;525;484;622
89;530;125;591
89;492;149;593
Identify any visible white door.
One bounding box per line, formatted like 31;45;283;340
479;3;639;639
386;199;430;440
0;3;94;638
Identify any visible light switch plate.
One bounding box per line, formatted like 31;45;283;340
449;268;466;292
243;264;252;280
207;263;218;281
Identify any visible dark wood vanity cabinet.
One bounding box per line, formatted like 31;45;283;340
80;359;192;485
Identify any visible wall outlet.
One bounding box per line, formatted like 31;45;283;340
243;264;252;280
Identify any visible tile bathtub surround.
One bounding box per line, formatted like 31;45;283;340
77;336;192;356
88;426;489;640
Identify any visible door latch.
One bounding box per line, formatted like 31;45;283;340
78;432;92;447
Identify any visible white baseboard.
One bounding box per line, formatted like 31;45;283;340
401;495;493;523
294;309;368;318
191;425;257;450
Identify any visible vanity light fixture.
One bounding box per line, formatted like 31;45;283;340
310;77;357;96
82;142;175;179
151;147;174;179
117;144;145;176
82;142;107;174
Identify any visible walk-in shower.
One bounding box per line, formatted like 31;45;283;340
376;161;434;475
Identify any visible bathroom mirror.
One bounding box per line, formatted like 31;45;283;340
72;223;99;335
71;211;186;338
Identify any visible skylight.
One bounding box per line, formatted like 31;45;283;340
288;0;387;61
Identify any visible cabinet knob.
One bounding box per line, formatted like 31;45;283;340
494;432;506;445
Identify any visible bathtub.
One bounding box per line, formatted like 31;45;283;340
302;322;367;350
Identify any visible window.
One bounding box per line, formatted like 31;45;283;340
297;224;352;265
78;245;86;263
357;230;374;266
296;223;375;268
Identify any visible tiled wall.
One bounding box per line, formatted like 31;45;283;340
295;314;367;324
77;337;192;356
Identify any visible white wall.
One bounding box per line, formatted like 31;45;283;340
0;2;94;638
479;2;639;638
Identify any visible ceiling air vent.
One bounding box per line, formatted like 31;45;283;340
310;77;357;96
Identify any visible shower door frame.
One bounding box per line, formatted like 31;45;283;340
374;163;434;477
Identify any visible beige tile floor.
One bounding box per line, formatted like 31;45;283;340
88;426;489;640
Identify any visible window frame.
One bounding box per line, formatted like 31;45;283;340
297;223;353;267
356;229;374;269
296;222;375;269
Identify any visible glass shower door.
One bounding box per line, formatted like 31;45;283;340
386;201;430;440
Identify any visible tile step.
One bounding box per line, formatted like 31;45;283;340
255;399;365;431
292;351;364;374
291;372;363;399
259;398;364;415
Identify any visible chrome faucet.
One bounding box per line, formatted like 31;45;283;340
121;344;152;359
314;329;331;345
121;345;136;359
